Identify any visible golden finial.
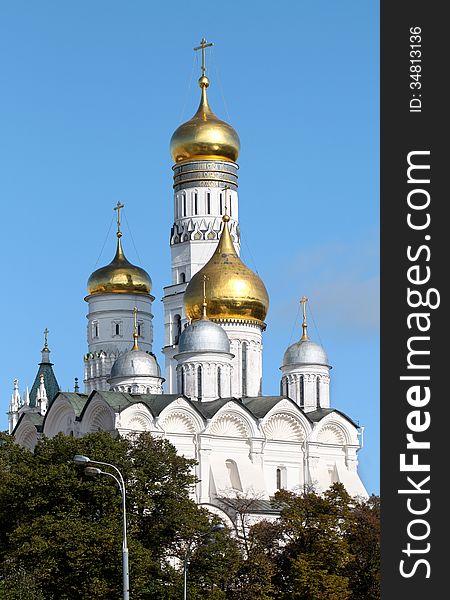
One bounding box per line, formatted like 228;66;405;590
194;37;214;79
202;275;208;319
43;328;49;351
300;296;309;340
114;201;124;239
132;306;139;351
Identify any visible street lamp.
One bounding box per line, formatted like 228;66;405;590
73;454;129;600
183;522;225;600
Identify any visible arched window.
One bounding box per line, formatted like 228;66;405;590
197;365;203;401
217;367;222;398
179;272;186;283
276;468;282;490
182;193;187;216
173;314;182;345
219;193;223;215
179;368;185;395
194;191;198;215
226;459;242;491
242;342;248;397
316;376;321;406
229;196;232;216
281;377;288;397
276;466;286;490
137;323;142;337
299;375;305;408
207;192;211;214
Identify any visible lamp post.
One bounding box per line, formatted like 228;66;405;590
73;455;129;600
183;522;225;600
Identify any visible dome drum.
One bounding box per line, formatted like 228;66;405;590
173;160;238;193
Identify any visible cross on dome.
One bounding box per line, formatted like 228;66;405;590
43;327;49;351
194;37;214;77
300;296;309;340
132;306;139;351
114;201;124;238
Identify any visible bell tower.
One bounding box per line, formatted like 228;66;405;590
162;38;241;392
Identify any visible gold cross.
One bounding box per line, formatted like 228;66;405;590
202;275;208;318
114;201;124;236
222;185;231;216
194;37;214;77
300;296;309;340
132;306;139;350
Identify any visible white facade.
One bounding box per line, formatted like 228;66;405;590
12;390;367;507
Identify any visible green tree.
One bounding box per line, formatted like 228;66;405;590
273;484;353;600
343;494;380;600
0;432;239;599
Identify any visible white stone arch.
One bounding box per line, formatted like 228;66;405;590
158;397;204;434
262;399;312;437
15;423;38;451
208;407;256;438
119;404;154;432
263;412;307;443
160;410;199;434
80;397;115;433
315;421;350;446
43;397;77;438
198;503;236;530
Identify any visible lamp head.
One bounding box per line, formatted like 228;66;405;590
85;466;102;476
73;454;91;465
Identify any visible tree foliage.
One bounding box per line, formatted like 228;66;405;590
0;432;379;599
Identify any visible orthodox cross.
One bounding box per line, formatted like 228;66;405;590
133;306;139;350
43;327;49;350
202;275;208;318
222;185;231;216
114;201;124;237
300;296;309;340
194;37;214;77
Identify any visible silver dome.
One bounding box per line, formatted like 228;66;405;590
283;339;329;367
110;349;161;380
178;319;230;354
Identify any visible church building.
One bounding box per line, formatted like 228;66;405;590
8;40;368;518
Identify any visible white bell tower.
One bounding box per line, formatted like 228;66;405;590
162;38;241;392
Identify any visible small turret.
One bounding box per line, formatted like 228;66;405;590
280;298;331;412
37;374;48;416
8;379;21;433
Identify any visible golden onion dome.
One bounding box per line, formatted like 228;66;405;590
87;235;152;297
170;75;240;164
184;215;269;324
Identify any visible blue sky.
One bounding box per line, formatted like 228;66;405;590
0;1;379;493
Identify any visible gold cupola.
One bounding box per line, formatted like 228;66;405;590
184;215;269;325
170;38;240;164
87;203;152;297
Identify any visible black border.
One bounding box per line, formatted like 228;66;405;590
381;2;446;595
